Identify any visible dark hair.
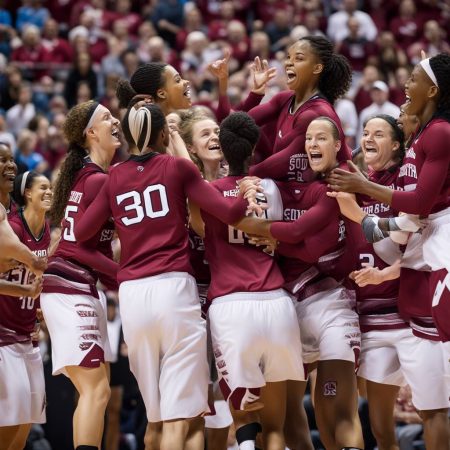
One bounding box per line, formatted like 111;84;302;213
219;112;260;175
49;101;97;225
116;63;167;109
310;116;340;140
363;114;405;162
12;170;41;207
122;103;166;152
429;53;450;123
299;36;352;104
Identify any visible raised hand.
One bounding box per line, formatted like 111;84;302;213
250;56;277;95
327;160;368;193
207;49;231;81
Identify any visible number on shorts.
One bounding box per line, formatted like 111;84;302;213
63;205;78;242
359;253;375;267
116;184;169;226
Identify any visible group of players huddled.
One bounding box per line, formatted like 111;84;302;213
0;35;449;450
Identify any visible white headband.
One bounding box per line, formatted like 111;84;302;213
83;103;103;136
128;106;152;153
20;171;30;196
419;58;438;87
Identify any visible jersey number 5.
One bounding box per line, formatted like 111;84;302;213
116;184;169;226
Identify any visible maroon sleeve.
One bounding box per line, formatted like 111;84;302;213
216;92;264;123
247;91;291;126
178;158;247;223
74;244;118;278
83;172;108;204
74;179;112;242
392;126;450;215
270;187;340;244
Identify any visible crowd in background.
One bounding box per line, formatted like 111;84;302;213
1;0;448;449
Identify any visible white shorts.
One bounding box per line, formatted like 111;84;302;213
0;342;46;426
423;206;450;272
209;289;304;410
358;328;450;410
295;287;360;364
40;291;113;376
204;400;233;429
119;272;209;423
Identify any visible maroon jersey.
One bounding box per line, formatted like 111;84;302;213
273;181;346;299
46;157;118;295
188;227;210;285
5;198;17;218
247;92;351;182
350;166;408;332
74;153;247;283
0;210;50;346
201;176;284;301
393;118;450;215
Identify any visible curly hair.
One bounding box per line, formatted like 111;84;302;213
299;36;352;104
116;63;167;109
178;108;216;176
219;112;260;175
49;101;95;225
430;53;450;123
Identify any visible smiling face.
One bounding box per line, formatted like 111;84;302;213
86;105;121;155
305;119;341;173
189;118;222;165
159;65;191;111
25;175;52;212
0;144;17;195
284;40;321;92
404;64;438;119
397;105;419;141
361;117;399;171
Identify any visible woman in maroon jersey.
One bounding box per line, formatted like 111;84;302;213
40;101;121;450
0;170;51;449
74;101;248;450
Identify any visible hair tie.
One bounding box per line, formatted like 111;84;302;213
20;171;30;196
128;106;152;153
419;58;438;87
132;94;153;103
83;102;102;136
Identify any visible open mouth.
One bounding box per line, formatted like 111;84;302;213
111;128;120;140
208;143;221;152
364;145;377;154
404;94;411;107
2;171;15;181
308;151;323;162
286;70;296;84
184;86;191;98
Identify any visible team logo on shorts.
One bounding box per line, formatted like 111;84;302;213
137;166;144;172
323;381;337;396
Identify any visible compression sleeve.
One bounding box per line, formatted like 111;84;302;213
74;244;118;279
179;158;247;224
216;92;265;122
270;190;340;244
75;179;112;242
247;91;292;126
392;126;450;215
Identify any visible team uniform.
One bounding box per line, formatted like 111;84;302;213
74;153;247;422
247;92;350;182
273;180;360;365
393;119;450;343
202;176;304;411
40;157;116;376
0;210;49;426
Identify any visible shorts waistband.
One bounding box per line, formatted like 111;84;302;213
428;206;450;224
120;271;194;286
211;288;287;305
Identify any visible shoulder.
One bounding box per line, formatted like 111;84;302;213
426;119;450;139
272;91;295;107
8;214;24;239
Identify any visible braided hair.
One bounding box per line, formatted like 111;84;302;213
300;36;352;104
429;53;450;123
116;63;167;109
219;112;260;175
49;101;96;225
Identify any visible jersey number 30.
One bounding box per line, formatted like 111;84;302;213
116;184;169;226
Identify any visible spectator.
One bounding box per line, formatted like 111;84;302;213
136;20;157;61
111;0;141;36
208;1;237;42
390;0;422;51
327;0;378;42
149;0;184;48
41;18;73;65
15;128;48;173
352;64;381;112
16;0;50;32
266;6;293;53
5;82;35;136
389;66;409;107
249;31;272;61
11;24;50;81
302;12;326;38
143;35;179;68
375;31;408;81
176;6;206;52
63;51;98;107
0;65;23;110
357;80;400;141
226;20;251;68
335;97;359;149
0;112;16;152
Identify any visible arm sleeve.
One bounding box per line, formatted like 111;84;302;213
74;244;119;279
391;127;450;215
270;189;340;244
178;158;247;224
75;179;112;243
247;92;289;126
216;92;264;123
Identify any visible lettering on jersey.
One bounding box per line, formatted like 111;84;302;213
278;130;282;139
283;208;306;221
288;154;309;182
100;229;115;242
362;203;391;215
223;188;239;198
323;381;337;396
69;191;83;204
405;147;416;159
399;163;417;180
338;219;346;242
77;310;98;317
